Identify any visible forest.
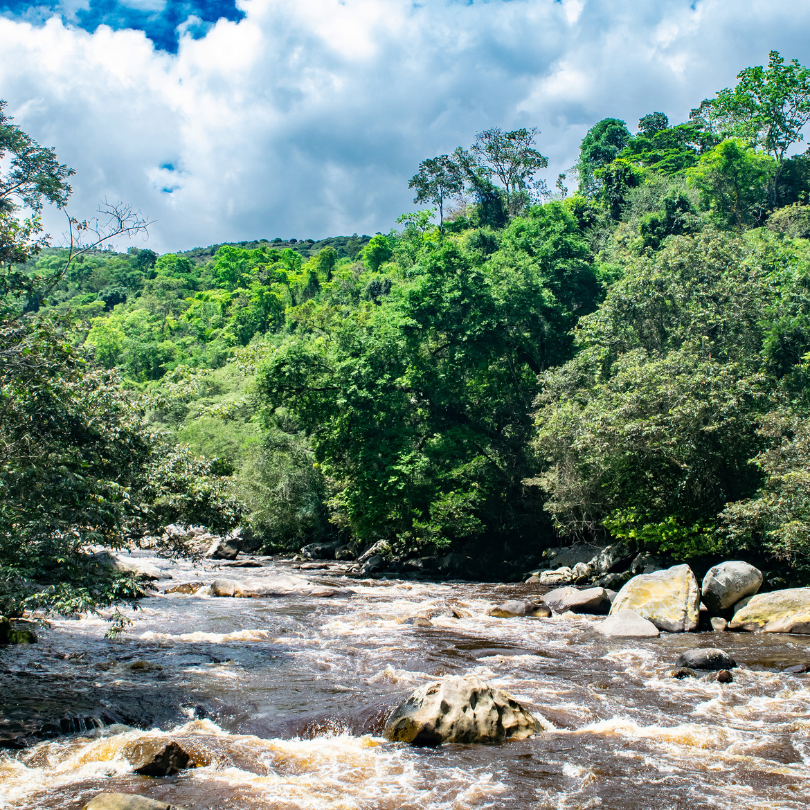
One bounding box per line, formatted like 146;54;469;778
4;50;810;616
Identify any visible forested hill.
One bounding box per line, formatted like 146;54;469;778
5;50;810;616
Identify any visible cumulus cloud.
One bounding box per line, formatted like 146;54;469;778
1;0;810;252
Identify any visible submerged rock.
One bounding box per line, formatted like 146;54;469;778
668;667;697;679
401;617;433;627
542;586;611;615
676;648;737;671
701;561;763;615
728;588;810;634
83;795;186;810
163;582;204;595
383;674;537;746
610;564;700;632
596;609;660;638
487;600;550;618
123;739;193;776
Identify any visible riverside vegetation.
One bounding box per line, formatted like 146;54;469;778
4;50;810;625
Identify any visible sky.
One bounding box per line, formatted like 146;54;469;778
1;0;810;253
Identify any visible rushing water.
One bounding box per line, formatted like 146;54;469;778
1;554;809;809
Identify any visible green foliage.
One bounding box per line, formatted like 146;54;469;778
577;118;631;195
687;138;775;228
603;510;721;559
363;234;393;272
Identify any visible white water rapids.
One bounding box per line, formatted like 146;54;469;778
1;554;808;809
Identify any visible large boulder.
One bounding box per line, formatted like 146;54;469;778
610;564;700;632
383;675;537;746
123;739;193;776
530;567;574;586
701;561;763;615
596;609;660;638
83;796;186;810
542;586;611;615
544;544;601;570
209;575;350;598
357;540;391;564
728;588;810;634
205;536;239;561
91;552;163;581
676;648;737;671
300;540;342;560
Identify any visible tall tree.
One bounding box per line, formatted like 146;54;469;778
576;118;631;196
471;128;548;215
409;155;463;234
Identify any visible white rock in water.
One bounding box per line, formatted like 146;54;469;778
596;609;660;637
728;588;810;634
542;586;611;615
90;551;164;581
383;674;536;745
610;565;700;632
210;575;351;598
701;561;763;614
535;567;574;586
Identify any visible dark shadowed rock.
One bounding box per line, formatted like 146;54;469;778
716;669;734;683
383;675;536;746
545;544;600;569
83;795;186;810
204;536;239;561
124;739;193;776
668;667;696;679
300;540;341;560
676;648;737;671
701;561;763;615
596;609;660;638
542;586;611;615
783;663;810;674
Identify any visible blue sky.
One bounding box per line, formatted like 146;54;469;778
1;0;810;252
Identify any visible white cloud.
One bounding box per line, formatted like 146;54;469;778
2;0;810;252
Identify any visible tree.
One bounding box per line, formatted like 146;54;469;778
409;155;463;234
362;234;393;272
470;128;548;215
699;51;810;203
314;246;338;281
0;100;73;213
638;112;669;137
687;138;775;229
577;118;631;195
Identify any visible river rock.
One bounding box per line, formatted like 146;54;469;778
668;667;696;679
533;568;574;586
571;562;594;583
209;575;350;598
401;617;433;627
205;536;239;560
163;581;204;595
728;588;810;633
83;795;186;810
383;674;537;746
123;739;193;776
676;648;737;671
610;564;700;632
357;540;391;564
544;544;601;569
630;552;667;575
701;561;763;615
91;552;163;581
361;554;386;575
488;600;550;618
596;609;660;637
542;586;611;615
711;617;728;632
300;540;341;560
716;669;734;683
594;543;634;575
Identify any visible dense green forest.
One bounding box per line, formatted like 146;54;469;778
5;50;810;615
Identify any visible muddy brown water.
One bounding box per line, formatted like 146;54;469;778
1;554;809;809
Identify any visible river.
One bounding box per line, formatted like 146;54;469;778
1;553;809;809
